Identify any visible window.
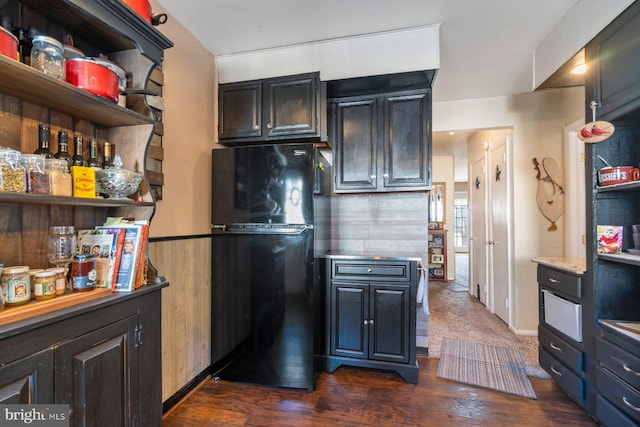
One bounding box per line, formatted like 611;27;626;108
454;193;468;248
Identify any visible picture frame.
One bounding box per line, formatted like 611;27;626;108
431;254;444;264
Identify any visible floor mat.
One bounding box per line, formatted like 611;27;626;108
436;337;537;399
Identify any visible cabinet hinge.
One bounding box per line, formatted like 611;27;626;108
134;324;143;347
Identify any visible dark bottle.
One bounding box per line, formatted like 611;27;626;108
34;123;54;158
71;135;86;167
102;142;114;169
87;138;101;169
54;130;72;171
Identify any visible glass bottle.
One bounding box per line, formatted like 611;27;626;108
34;123;54;158
87;138;101;169
54;130;72;171
72;135;86;167
102;142;114;169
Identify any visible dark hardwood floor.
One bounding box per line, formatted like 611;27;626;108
162;357;596;426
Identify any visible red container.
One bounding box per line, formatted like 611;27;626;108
0;26;18;61
122;0;152;24
598;166;640;186
65;58;119;104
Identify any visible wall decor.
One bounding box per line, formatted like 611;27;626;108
532;157;564;231
429;182;445;225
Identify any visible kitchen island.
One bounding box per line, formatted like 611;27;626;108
322;251;423;383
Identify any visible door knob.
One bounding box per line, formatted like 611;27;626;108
488;240;495;245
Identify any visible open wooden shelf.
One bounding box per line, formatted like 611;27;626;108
0;192;154;208
0;55;153;127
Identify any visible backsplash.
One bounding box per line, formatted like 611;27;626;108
319;192;428;255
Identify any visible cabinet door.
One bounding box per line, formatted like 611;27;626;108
587;1;640;120
333;98;378;192
265;75;318;138
55;315;139;427
331;282;368;359
383;92;430;189
0;349;54;404
219;81;262;140
369;283;410;363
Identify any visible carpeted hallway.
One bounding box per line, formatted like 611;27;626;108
417;253;546;378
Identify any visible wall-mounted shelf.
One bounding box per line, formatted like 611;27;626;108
0;56;153;127
0;192;154;208
597;252;640;267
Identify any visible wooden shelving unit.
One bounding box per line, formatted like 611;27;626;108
427;229;447;281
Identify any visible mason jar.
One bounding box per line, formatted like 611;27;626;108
1;265;31;306
0;146;26;193
46;158;72;196
21;153;50;194
30;35;65;80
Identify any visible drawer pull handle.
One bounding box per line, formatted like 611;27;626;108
550;366;562;376
623;397;640;412
623;363;640;377
363;319;374;326
364;320;368;326
550;342;563;352
548;278;559;283
367;268;372;273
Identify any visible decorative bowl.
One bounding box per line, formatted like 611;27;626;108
95;155;142;199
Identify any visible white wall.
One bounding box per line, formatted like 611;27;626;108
432;155;455;280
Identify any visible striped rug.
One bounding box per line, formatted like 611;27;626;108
436;337;537;399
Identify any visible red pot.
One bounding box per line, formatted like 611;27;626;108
65;58;119;104
598;166;640;186
0;26;18;61
122;0;152;24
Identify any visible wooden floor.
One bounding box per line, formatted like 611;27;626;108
162;357;596;426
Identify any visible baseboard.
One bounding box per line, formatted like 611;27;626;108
509;326;538;337
162;367;211;414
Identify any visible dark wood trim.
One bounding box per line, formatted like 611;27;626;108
162;367;211;414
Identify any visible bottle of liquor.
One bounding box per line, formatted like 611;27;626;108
87;138;101;169
71;135;86;167
54;130;72;171
102;142;114;169
34;124;54;158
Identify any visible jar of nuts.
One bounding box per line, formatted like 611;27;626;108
21;154;50;194
0;147;26;193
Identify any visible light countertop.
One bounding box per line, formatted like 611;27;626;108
531;256;586;275
323;250;424;263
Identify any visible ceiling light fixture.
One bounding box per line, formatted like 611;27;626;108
572;64;586;74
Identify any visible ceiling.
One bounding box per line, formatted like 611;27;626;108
155;0;582;182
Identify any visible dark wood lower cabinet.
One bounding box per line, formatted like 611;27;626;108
324;257;418;383
0;284;165;427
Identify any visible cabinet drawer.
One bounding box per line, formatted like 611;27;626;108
540;347;585;405
537;265;582;298
596;365;640;424
596;394;638;427
597;336;640;390
542;290;582;342
539;326;584;373
332;261;410;281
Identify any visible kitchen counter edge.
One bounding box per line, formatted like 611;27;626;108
322;251;424;263
531;256;586;275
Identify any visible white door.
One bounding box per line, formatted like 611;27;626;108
489;140;509;323
470;157;487;304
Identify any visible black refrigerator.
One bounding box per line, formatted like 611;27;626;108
210;143;322;391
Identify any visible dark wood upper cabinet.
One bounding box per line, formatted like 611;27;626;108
218;72;324;144
587;1;640;121
328;70;434;193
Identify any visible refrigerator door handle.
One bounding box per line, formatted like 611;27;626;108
212;224;227;231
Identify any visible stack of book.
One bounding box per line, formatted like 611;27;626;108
76;218;150;292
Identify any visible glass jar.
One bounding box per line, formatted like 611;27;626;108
1;265;31;306
0;146;26;193
46;158;72;196
71;254;96;292
30;35;64;80
21;154;50;194
47;267;66;296
29;268;43;300
33;270;56;301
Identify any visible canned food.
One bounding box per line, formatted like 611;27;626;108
34;270;56;300
71;254;96;292
1;265;30;306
